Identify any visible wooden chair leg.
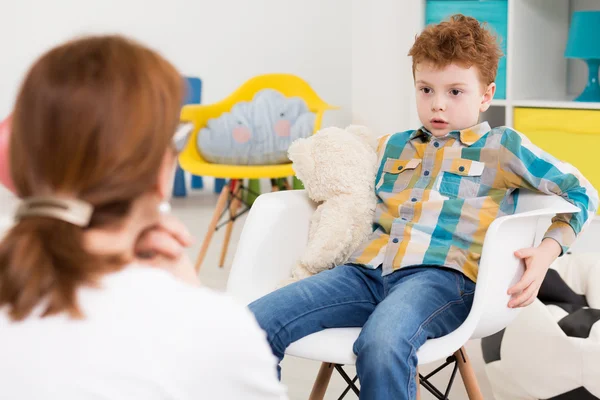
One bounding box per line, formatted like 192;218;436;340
194;183;231;272
219;180;241;268
308;362;334;400
416;368;421;400
455;347;483;400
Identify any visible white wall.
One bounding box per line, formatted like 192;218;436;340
351;0;423;137
0;0;352;127
1;0;428;219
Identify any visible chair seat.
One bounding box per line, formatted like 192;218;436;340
285;324;477;366
178;153;294;179
286;328;360;366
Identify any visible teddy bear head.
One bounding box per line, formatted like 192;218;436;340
287;125;378;202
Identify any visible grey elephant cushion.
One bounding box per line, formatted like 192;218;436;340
197;89;316;165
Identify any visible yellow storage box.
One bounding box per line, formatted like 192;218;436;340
514;107;600;213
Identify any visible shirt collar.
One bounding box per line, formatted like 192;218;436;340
410;121;491;146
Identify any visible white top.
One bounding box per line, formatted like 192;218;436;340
0;265;288;400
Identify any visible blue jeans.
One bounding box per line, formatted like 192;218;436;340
249;265;475;400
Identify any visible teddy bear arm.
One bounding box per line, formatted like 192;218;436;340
300;207;357;273
307;206;323;243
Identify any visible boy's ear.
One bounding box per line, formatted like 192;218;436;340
480;82;496;113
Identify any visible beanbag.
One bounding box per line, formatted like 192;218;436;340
481;252;600;400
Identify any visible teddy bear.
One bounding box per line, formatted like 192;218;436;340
281;125;379;286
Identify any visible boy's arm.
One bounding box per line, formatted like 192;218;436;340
498;128;599;255
497;128;598;308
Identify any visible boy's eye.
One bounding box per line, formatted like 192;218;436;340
450;89;462;96
421;87;432;94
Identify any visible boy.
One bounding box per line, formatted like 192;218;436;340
249;14;598;399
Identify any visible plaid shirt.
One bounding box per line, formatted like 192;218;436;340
347;122;598;282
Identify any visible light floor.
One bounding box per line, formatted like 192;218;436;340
0;181;496;400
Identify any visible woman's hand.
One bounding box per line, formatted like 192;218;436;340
135;212;200;286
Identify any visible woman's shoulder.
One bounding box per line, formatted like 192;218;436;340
96;265;257;328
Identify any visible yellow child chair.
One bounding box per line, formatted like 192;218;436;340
179;73;335;272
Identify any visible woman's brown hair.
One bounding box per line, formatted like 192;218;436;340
0;35;184;321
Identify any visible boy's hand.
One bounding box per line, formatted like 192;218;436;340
507;238;562;308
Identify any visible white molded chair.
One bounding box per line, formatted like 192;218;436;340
227;190;580;399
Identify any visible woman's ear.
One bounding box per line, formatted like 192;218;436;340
480;82;496;113
156;150;177;200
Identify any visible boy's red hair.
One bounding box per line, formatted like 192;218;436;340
408;14;503;86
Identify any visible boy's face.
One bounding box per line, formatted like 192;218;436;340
414;62;495;137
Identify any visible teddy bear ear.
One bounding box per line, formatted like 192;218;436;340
287;138;315;178
345;124;377;150
287;137;308;163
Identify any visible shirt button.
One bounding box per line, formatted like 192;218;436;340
411;198;417;202
433;142;440;148
424;171;430;176
392;238;399;243
459;166;465;172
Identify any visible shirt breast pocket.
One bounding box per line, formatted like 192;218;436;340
376;158;421;194
437;159;485;199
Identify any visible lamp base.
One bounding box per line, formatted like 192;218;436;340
574;59;600;102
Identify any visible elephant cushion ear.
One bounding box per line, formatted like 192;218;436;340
0;114;14;193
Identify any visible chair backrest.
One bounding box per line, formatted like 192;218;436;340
469;190;580;339
178;74;335;166
227;190;316;304
417;190;580;362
